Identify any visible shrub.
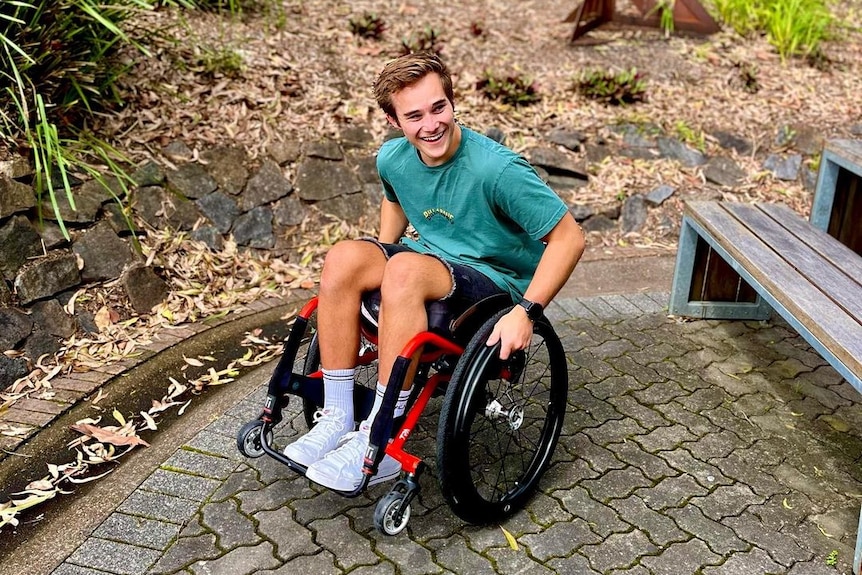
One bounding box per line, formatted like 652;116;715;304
349;12;385;40
400;27;443;56
574;68;647;105
711;0;834;61
476;71;540;107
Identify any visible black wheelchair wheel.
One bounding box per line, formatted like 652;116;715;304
437;308;568;524
301;332;379;428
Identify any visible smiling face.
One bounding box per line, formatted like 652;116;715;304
387;73;461;167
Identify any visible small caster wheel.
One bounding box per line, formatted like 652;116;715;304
236;420;272;458
374;491;411;535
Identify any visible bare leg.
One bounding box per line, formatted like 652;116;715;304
377;252;452;387
317;240;388;369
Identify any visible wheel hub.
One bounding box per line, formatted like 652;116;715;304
485;399;524;430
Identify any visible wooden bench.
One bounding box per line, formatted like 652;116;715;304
668;139;862;573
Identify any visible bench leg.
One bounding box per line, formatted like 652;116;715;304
855;504;862;575
669;215;772;320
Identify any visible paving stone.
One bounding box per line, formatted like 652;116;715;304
568;350;620;380
52;565;113;575
553;298;598;319
639;538;722;575
667;504;748;555
606;356;665;386
431;533;497;575
683;429;751;460
118;490;201;524
702;547;785;575
631;380;688;406
67;538;160;575
554;486;629;537
724;511;813;567
586;375;648;402
607;395;668;431
93;512;180;550
140;469;221;502
311;515;378;569
485;547;554;575
608;495;688;547
256;551;340;574
546;552;600;574
521;519;600;560
635;474;708;511
585;338;637;360
691;483;765;520
581;467;652;502
188;541;279;575
652;402;718;437
149;533;221;575
184;429;246;461
583;416;647;446
623;292;667;314
163;448;239;480
633;423;697;452
658;447;732;489
562;433;626;473
253;506;318;560
580;529;658;572
581;296;629;319
211;466;264;502
708;453;786;499
372;530;441;575
609;441;678;481
347;563;397;575
201;499;259;549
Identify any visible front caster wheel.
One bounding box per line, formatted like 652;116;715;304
374;492;411;535
236;420;272;458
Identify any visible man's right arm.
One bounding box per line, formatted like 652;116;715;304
378;198;409;244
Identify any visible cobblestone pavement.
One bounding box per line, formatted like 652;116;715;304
49;292;862;575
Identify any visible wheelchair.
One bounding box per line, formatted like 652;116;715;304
236;289;568;535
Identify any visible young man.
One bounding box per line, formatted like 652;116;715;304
284;51;585;491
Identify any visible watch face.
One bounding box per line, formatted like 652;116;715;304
520;299;542;320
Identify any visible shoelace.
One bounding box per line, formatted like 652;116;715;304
303;408;347;450
325;430;368;466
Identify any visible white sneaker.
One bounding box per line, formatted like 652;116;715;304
283;407;351;467
305;430;401;491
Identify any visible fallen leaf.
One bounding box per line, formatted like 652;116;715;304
70;423;150;448
501;526;518;550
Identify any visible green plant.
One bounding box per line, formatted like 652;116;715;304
649;0;676;37
674;120;705;151
732;61;760;93
825;549;838;566
349;11;385;39
400;27;443;56
574;68;647;105
198;45;244;76
476;71;540;107
711;0;834;61
0;0;207;240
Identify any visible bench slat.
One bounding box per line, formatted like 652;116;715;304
685;201;862;376
722;202;862;322
758;202;862;290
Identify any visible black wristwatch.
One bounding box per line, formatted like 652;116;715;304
518;298;544;321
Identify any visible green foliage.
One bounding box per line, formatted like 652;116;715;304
674;120;706;151
710;0;835;61
649;0;676;37
575;68;647;106
349;12;385;40
400;27;443;56
0;0;195;239
476;71;540;107
732;61;760;93
825;550;838;566
198;45;244;76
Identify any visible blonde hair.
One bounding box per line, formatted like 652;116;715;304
373;52;454;118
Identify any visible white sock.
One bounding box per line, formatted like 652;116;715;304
359;383;412;432
322;368;354;422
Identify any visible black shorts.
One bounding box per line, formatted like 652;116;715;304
361;239;509;316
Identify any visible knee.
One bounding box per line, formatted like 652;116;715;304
320;241;371;292
380;253;421;302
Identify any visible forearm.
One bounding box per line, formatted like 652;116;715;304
523;213;585;305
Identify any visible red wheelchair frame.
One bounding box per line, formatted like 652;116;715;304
237;292;567;535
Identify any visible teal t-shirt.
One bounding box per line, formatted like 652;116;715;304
377;126;568;300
